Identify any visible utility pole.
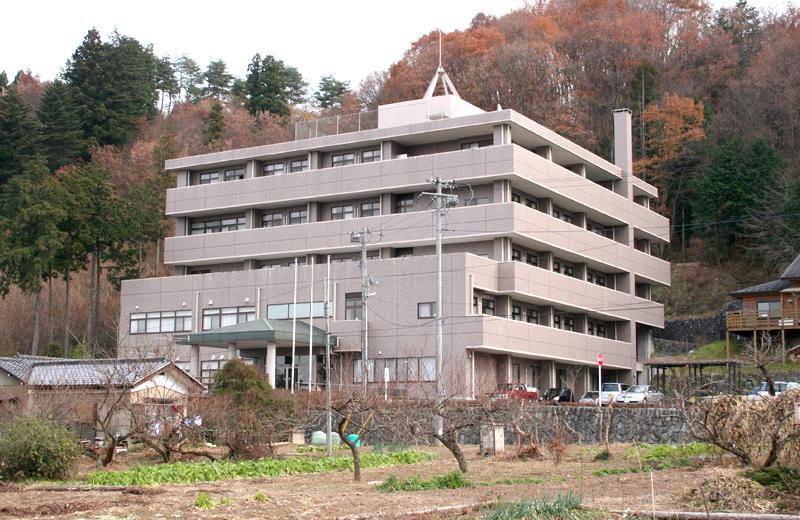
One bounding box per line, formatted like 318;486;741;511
422;178;459;438
350;229;381;394
325;255;332;456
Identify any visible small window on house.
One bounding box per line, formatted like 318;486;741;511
366;250;380;260
190;269;211;275
553;262;561;274
260;262;282;269
596;275;605;287
395;247;413;258
526;309;538;324
553;315;561;329
460;140;492;149
290;159;309;172
418;302;435;318
332;153;355;167
597;325;606;338
526;253;538;266
262;213;282;227
512;306;522;321
564;317;575;331
288;259;306;267
553;210;560;219
588;322;594;335
464;197;489;206
361;150;381;163
564;265;574;277
331;205;354;220
512;249;521;262
263;163;284;176
482;299;495;316
473;296;479;314
563;214;574;224
587;272;593;283
526;199;538;209
396;193;414;213
345;293;362;320
512;193;521;203
199;172;219;184
757;300;781;318
288;210;307;225
360;202;380;217
224;168;244;181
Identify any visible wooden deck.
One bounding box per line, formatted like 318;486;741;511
726;309;800;331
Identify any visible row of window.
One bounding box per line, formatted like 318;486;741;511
354;357;436;383
190;217;246;235
202;306;256;330
130;311;192;334
472;296;609;337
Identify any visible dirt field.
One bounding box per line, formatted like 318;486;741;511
0;444;790;519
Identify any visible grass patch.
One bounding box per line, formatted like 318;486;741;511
744;467;800;493
591;468;627;477
194;492;215;509
481;492;590;520
641;442;717;460
689;340;741;360
254;492;269;502
375;470;471;492
593;450;612;461
88;449;436;486
480;477;544;486
293;445;348;453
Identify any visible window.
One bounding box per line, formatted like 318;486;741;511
512;193;521;203
465;197;489;206
330;257;350;263
332;153;355;167
588;322;594;335
512;306;522;321
288;259;306;267
345;293;362;320
288;210;307;225
262;213;282;227
263;163;284;176
420;357;436;381
201;359;226;386
526;253;538;266
564;317;575;331
757;300;781;318
202;306;255;330
361;202;380;217
473;296;479;314
199;172;219;184
366;250;380;260
526;309;539;324
564;265;574;277
553;315;561;329
553;210;560;219
587;273;593;283
260;261;282;269
526;199;538;210
553;262;561;274
331;205;354;220
563;214;574;224
266;302;324;319
190;269;211;275
130;310;192;334
395;247;413;258
396;193;414;213
597;325;606;338
361;150;381;163
461;140;492;149
290;159;309;172
418;302;435;318
190;216;246;234
224;168;244;181
482;299;495;316
512;249;521;262
596;275;605;287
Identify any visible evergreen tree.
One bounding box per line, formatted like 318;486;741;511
244;54;290;117
630;59;662;161
283;66;308;105
175;54;202;102
155;55;179;113
202;60;233;100
63;29;157;148
314;76;350;108
37;81;86;171
203;101;226;147
0;71;7;94
0;87;42;185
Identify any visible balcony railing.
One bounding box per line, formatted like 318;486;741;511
726;309;800;330
295;110;378;140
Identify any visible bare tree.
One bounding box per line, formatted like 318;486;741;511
740;331;783;395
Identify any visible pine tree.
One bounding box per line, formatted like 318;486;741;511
244;54;290;117
37;81;86;171
314;76;350;108
283;66;308;106
0;87;42;185
202;60;233;100
203;101;226;148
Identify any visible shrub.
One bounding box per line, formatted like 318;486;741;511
0;416;80;480
593;449;612;461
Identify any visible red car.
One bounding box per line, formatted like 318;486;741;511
485;383;539;401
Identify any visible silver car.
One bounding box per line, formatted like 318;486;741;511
615;385;663;404
600;383;631;405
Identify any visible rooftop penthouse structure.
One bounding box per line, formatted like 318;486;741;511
118;84;670;396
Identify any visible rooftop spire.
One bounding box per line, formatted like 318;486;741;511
423;30;460;99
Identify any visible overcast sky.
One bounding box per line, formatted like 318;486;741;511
2;0;791;91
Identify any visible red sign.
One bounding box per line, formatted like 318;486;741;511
597;353;604;365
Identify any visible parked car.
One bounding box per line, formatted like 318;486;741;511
600;382;631;405
615;385;664;404
578;391;599;404
485;383;538;401
753;381;800;397
539;388;574;404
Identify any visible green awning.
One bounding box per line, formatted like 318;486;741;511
174;318;336;348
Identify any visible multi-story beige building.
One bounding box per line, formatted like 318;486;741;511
118;91;670;398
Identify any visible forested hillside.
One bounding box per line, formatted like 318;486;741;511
0;0;798;354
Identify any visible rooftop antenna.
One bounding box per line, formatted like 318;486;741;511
424;30;460;99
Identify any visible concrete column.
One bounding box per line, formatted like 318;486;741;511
573;212;587;229
245;208;256;229
309;151;321;170
535;146;552;161
246;160;258;179
190;344;200;379
539;198;553;216
227;341;237;361
177;170;190;188
574;262;587;281
266;341;277;388
175;217;187;237
493;124;512;145
613;109;634;199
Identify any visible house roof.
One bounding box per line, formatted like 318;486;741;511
781;254;800;280
729;279;792;297
0;356;204;390
173;318;336;348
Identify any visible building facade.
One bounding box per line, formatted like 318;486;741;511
118;93;670;397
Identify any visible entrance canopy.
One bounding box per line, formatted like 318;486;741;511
174;319;337;349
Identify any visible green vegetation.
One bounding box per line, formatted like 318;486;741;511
254;492;269;502
744;466;800;492
0;416;80;481
375;470;471;492
593;449;612;461
689;340;742;360
641;442;717;460
88;449;436;486
480;492;589;520
194;492;215;509
293;445;348;453
481;477;544;486
591;468;628;477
